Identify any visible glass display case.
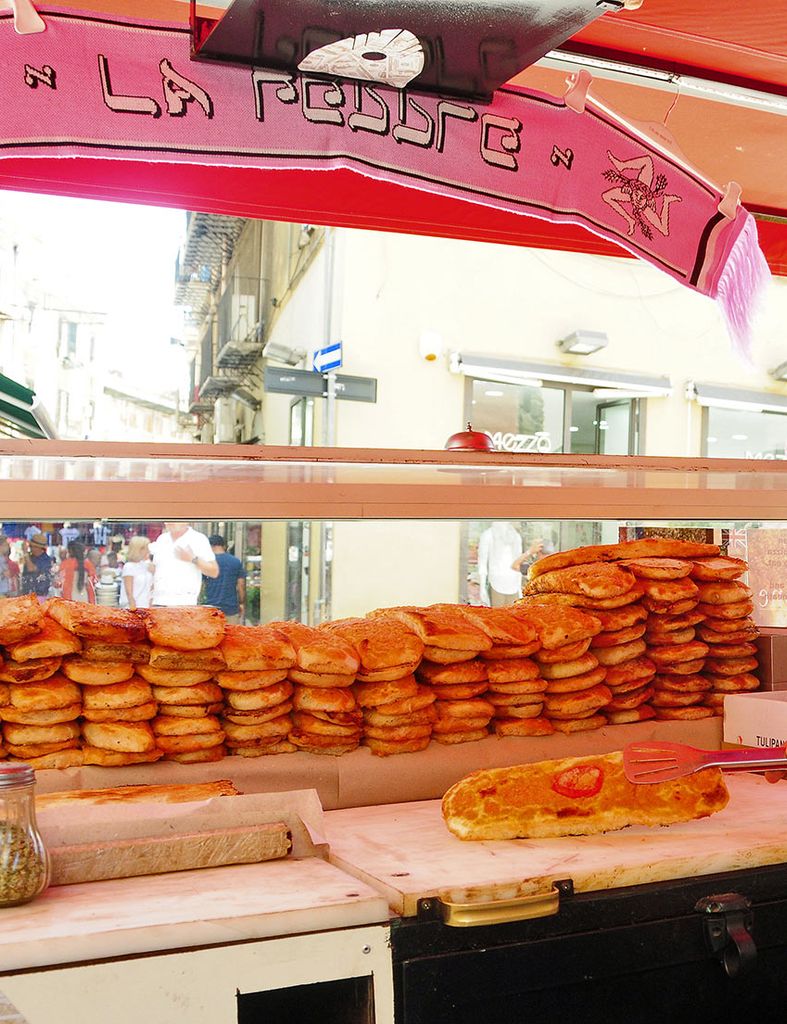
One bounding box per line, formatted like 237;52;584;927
1;439;785;628
4;439;787;1024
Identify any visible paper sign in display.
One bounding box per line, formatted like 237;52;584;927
732;529;787;628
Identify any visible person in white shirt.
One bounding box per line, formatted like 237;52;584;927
120;535;154;611
149;522;219;607
477;522;523;607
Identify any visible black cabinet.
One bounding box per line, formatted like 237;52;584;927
392;863;787;1024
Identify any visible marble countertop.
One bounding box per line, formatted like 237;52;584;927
326;773;787;915
0;857;390;972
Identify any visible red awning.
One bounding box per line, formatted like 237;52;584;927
0;0;784;274
571;0;787;95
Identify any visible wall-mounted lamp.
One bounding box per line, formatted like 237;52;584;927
769;361;787;382
557;330;609;356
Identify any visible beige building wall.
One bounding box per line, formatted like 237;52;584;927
259;225;787;620
331;229;787;456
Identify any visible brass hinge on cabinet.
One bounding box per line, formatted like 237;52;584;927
695;892;757;977
418;879;574;928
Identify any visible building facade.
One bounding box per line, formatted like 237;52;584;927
176;215;787;624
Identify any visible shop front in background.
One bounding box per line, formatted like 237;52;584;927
466;376;640;457
460;374;640;603
693;383;787;460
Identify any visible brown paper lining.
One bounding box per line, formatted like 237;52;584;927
32;718;721;810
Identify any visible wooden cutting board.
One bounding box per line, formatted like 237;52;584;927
49;822;290;885
325;774;787;916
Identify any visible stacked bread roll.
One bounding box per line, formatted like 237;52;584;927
378;607;495;746
140;607;227;764
694;561;759;713
51;599;157;767
320;617;426;755
454;607;544;739
590;603;654;724
271;621;361;755
510;601;607;733
215;624;296;756
0;611;83;768
50;602;153;767
523;539;761;723
0;543;764;772
617;560;707;722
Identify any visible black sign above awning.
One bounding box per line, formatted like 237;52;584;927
191;0;623;100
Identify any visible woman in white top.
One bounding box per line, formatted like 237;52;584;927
120;536;154;610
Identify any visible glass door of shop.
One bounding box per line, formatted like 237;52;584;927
465;378;640;566
596;400;635;454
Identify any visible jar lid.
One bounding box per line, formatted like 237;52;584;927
0;764;34;788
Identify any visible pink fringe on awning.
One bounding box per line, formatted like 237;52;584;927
715;213;771;364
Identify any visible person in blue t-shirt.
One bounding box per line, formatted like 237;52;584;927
203;535;247;623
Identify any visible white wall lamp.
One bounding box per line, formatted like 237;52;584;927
419;330;445;362
557;330;609;356
262;341;307;366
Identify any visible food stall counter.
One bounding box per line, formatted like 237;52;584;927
0;859;394;1024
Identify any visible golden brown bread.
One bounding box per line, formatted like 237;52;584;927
81;720;157;753
368;607;492;653
223;703;293;725
696;580;753;605
82;702;158;723
80;639;151;663
149;682;223;705
224;681;292;711
321;617;424;680
269;620;360;675
7;675;81;711
621;557;693;580
48;599;146;642
148;646;227;671
434;606;539;648
5;616;81;661
528;538;720;579
219;624;296;671
0;704;82;725
442;751;729;840
0;594;44;645
81;746;163;766
35;780;239;807
689;556;748;581
81;678;153;711
3;720;80;745
11;749;84;770
137;665;214;687
143;606;226;651
510;601;602;648
0;655;62;683
61;658;134;686
152;715;223;736
525;563;637;599
214;668;288;690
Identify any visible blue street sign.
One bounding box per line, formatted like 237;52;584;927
312;341;342;373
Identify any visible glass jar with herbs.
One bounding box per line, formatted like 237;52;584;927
0;764;49;907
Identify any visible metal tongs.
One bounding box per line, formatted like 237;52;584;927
623;741;787;784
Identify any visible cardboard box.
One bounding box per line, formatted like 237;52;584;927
755;628;787;689
723;691;787;749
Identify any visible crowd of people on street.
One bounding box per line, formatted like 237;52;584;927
0;523;248;619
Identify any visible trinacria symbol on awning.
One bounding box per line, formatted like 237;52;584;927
0;9;769;355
